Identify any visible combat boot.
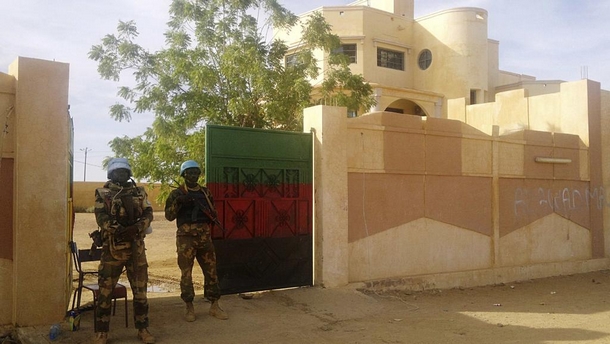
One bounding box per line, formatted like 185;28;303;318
185;302;196;322
137;328;156;344
93;332;108;344
209;300;229;320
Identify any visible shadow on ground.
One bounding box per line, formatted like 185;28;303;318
13;270;610;344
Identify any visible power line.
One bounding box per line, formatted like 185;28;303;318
73;159;102;168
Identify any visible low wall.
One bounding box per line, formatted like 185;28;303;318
306;79;609;290
73;181;165;212
346;112;600;285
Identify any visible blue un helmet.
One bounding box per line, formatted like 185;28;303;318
180;160;201;177
107;158;132;179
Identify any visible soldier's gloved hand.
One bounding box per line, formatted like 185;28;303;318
115;224;139;242
176;195;193;205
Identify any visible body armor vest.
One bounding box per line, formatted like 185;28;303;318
97;184;147;227
177;189;212;227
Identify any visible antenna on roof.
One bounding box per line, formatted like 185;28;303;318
581;66;588;80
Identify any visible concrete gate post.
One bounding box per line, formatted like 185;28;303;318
303;105;349;288
10;57;71;325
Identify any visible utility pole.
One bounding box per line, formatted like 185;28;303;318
80;147;92;181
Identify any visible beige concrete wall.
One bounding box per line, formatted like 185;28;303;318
497;71;536;87
497;80;562;98
349;219;492;281
585;80;604;258
0;71;16;326
487;39;499;99
1;57;72;326
282;5;416;91
307;76;608;289
304;105;349;287
349;0;414;17
602;90;610;258
499;214;591;267
345;113;495;282
461;80;594;143
73;181;165;212
414;8;489;105
360;9;413;89
0;259;12;325
344;109;605;286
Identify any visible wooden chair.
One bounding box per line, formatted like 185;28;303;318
69;241;128;331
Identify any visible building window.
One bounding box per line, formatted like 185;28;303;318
377;48;404;71
418;49;432;70
334;44;357;63
470;89;477;104
347;109;357;118
285;53;299;67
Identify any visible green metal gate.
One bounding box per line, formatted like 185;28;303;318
205;125;313;294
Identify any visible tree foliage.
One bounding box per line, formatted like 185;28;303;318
89;0;374;184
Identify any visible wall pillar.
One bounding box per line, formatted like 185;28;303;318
10;57;70;325
372;88;383;112
585;80;604;258
602;90;610;258
303;105;349;287
0;72;15;326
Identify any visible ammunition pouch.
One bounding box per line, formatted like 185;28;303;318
109;237;133;261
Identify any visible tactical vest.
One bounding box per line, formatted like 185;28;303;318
176;189;212;227
96;184;147;227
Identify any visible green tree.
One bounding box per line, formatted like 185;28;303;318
89;0;374;185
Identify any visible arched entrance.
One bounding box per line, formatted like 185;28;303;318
384;98;426;116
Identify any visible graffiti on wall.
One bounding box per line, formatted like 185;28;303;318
514;186;607;218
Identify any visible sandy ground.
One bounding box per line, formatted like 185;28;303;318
13;212;610;343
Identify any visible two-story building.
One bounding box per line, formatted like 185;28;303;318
276;0;551;118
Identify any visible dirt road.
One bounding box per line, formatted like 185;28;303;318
14;212;610;343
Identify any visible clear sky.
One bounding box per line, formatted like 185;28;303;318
1;0;608;182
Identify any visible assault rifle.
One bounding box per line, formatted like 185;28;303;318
172;182;226;233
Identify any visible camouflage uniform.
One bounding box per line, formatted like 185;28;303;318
94;180;153;332
165;185;221;303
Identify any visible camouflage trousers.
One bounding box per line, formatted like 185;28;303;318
96;240;149;332
176;223;221;303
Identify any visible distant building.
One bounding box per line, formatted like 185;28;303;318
276;0;565;118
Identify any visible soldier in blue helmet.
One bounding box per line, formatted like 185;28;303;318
93;158;155;344
164;160;228;322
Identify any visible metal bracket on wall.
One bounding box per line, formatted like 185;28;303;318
535;157;572;164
